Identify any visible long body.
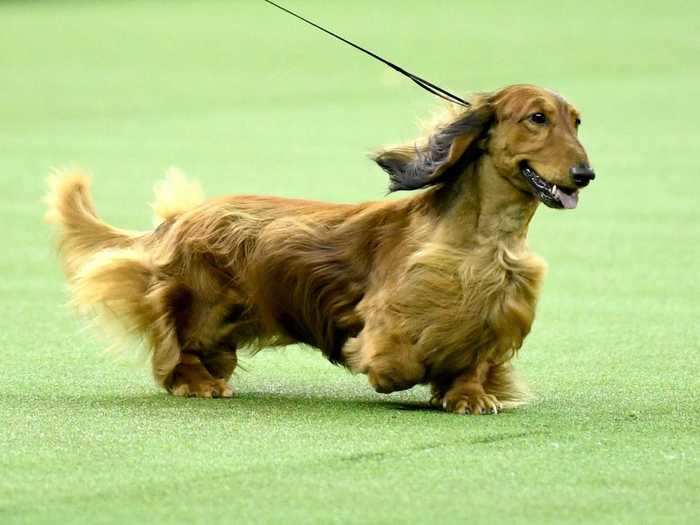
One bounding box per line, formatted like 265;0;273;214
47;85;593;414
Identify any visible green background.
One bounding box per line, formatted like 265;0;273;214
1;1;698;523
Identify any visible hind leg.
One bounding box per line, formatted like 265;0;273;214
147;281;238;398
168;298;243;398
200;347;237;397
166;351;235;398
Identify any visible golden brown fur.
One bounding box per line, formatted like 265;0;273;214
45;84;592;413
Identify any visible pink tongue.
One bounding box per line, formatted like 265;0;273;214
558;190;579;209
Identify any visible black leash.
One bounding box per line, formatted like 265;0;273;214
262;0;471;107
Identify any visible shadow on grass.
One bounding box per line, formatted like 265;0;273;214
7;388;444;416
6;387;546;430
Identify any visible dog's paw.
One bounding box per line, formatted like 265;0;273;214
429;394;444;408
170;378;235;399
366;359;425;394
368;370;418;394
442;392;502;415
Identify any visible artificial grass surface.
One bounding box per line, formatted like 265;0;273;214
1;0;699;523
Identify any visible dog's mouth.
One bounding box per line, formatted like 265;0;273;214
519;161;578;210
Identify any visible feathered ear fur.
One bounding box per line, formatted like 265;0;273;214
373;101;494;192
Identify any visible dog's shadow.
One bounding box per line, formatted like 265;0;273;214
72;391;536;447
39;389;440;419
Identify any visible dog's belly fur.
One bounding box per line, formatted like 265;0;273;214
145;196;409;365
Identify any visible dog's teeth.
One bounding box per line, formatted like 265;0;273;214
552;185;558;196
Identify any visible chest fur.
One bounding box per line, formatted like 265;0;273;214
387;243;547;369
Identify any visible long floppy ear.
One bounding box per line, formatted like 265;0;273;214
373;103;494;192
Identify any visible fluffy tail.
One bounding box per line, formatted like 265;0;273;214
44;169;141;279
150;167;205;225
45;169;204;384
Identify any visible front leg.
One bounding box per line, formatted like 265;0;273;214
343;330;426;394
438;360;503;415
367;349;426;394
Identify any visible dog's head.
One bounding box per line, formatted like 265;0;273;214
374;84;594;209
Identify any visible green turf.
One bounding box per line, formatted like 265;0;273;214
1;0;699;523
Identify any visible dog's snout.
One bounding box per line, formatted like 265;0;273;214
570;165;596;188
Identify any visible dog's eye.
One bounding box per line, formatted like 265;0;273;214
529;112;547;125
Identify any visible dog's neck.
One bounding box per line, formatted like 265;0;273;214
431;155;539;248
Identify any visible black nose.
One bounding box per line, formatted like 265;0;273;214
570;165;596;187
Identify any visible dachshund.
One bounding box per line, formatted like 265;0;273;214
45;84;594;415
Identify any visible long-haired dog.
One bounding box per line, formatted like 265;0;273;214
46;84;594;414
